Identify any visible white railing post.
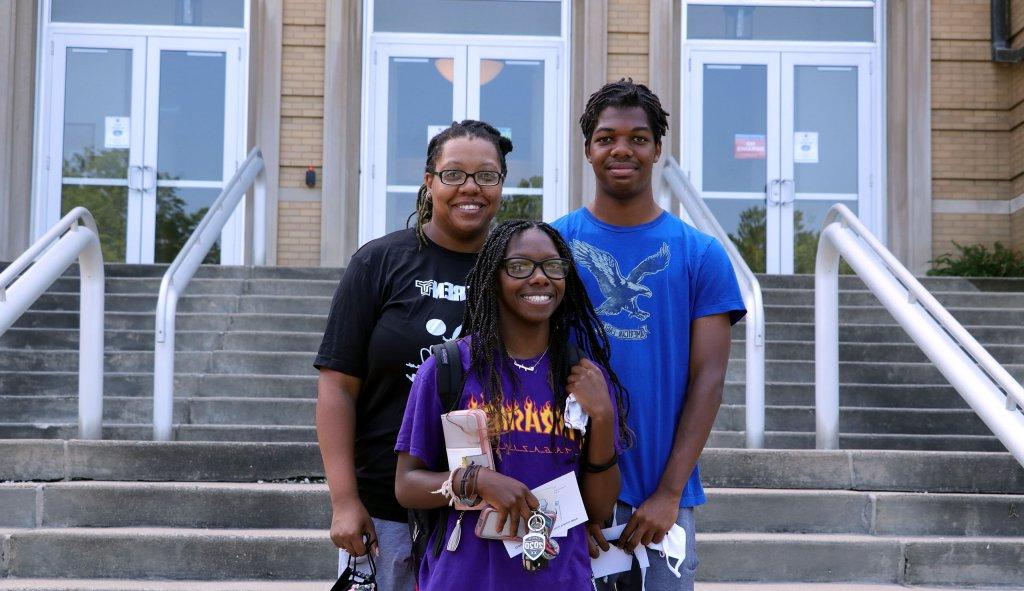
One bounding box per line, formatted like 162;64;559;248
661;157;766;448
153;148;264;440
815;203;1024;467
814;224;841;450
0;207;105;439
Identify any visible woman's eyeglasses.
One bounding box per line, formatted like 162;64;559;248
502;257;571;280
433;169;504;187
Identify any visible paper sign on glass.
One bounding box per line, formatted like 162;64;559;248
734;134;766;160
794;131;819;163
503;471;588;557
104;116;130;149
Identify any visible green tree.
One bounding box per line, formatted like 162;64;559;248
728;205;767;273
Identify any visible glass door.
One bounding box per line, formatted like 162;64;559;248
143;37;242;264
47;34;147;263
468;46;559;223
688;49;872;274
780;53;870;273
368;44;466;237
689;51;780;273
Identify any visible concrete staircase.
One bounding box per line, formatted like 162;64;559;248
1;265;1023;588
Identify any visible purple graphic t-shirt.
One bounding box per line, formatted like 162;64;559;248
396;338;612;591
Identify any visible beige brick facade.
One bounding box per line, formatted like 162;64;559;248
930;0;1024;258
277;0;326;266
607;0;649;84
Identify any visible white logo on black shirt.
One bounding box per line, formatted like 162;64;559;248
415;279;467;302
405;318;463;382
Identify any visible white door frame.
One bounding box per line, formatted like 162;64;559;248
360;34;567;246
32;0;250;263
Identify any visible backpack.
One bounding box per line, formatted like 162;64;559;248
407;339;584;570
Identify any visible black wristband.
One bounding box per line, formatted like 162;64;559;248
582;453;618;473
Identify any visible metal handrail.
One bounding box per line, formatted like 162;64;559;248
816;203;1024;467
0;207;105;439
153;148;266;440
660;157;766;448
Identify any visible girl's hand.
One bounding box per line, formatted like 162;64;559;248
475;468;539;538
566;358;614;423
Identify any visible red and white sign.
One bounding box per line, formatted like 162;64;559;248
734;134;766;160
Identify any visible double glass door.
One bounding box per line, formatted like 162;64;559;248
46;33;243;263
688;50;872;274
366;42;560;240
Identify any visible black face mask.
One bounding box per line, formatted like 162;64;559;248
332;543;378;591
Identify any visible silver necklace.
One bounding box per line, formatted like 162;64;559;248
509;347;548;372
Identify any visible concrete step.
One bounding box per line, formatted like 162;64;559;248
4;482;1021;537
24;294;333;316
0;527;335;580
707;430;1006;453
762;304;1021;326
734;321;1024;345
714;405;991;436
762;288;1024;309
4;443;1021;494
0;372;315;398
0;328;320;352
0;262;344;281
695;585;1021;591
730;340;1024;364
695;532;1024;586
722;383;968;409
0;350;318;375
40;276;337;297
755;273;1024;293
10;311;326;332
0;580;332;591
0;397;314;426
0;424;317;442
724;359;1021;385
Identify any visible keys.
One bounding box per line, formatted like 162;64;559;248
522;510;558;571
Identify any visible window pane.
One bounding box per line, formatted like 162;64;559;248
157;50;226;182
63;48;132;179
793;200;857;274
385;191;418;234
706;199;766;273
478;59;544;195
156;187;220;263
52;0;243;27
794;66;858;194
496;194;542;223
702;64;767;194
688;5;873;42
374;0;561;36
61;185;128;262
387;57;454;187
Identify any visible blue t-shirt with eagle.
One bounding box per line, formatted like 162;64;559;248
552;207;746;507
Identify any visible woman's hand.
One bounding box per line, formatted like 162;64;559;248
330;496;379;557
475;468;539;538
566;358;615;423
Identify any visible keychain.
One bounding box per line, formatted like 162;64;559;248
522;510;559;571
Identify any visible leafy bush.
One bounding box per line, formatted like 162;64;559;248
928;242;1024;277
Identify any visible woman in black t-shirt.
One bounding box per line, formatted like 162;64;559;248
314;120;513;589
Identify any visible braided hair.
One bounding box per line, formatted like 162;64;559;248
462;220;632;450
580;78;670;146
409;120;514;248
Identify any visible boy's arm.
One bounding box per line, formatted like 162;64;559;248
617;312;732;552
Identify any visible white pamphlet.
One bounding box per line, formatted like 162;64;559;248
503;471;588;557
590;525;632;578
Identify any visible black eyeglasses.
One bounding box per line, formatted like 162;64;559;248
502;257;571;280
432;169;504;187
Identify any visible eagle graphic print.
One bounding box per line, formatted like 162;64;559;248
570;239;670;340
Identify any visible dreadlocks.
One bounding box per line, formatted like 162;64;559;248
580;78;670;146
409;120;514;248
462;220;631;450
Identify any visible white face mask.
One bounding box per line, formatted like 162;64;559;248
648;523;687;578
564;393;589;433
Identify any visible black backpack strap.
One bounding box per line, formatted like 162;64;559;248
566;344;583;368
430;339;464;413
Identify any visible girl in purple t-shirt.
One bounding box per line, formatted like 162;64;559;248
395;220;630;590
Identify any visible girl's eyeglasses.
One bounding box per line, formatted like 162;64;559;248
501;257;570;280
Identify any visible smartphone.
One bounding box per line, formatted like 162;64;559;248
474;506;527;542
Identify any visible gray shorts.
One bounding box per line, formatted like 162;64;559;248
596;501;699;591
337;516;415;591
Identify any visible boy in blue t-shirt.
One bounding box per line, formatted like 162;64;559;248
552;79;746;589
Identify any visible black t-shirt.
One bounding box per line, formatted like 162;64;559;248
314;228;477;522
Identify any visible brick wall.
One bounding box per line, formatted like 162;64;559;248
1013;208;1024;250
607;0;649;83
931;0;1019;257
277;0;326;265
277;201;322;266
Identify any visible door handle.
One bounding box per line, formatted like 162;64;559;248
128;165;142;191
780;179;795;204
767;179;781;204
142;165;157;192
